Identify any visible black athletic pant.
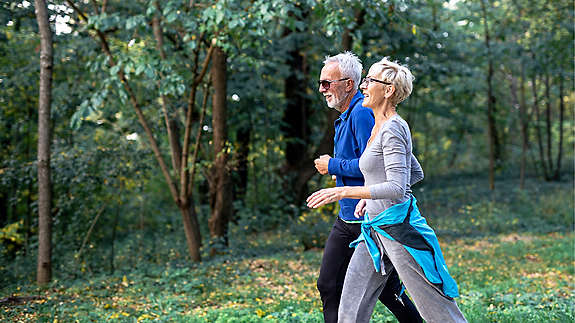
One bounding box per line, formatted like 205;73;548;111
317;217;423;323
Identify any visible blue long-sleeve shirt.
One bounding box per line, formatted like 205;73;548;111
327;92;374;222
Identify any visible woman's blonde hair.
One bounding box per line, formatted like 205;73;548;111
371;57;414;107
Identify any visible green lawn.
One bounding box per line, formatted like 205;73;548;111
2;178;574;322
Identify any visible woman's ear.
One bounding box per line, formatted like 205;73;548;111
384;84;396;98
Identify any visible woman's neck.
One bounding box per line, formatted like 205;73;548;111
373;103;397;124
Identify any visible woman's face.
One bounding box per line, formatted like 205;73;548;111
360;66;387;108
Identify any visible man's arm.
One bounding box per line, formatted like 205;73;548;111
327;107;374;178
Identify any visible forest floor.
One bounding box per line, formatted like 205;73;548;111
1;176;574;322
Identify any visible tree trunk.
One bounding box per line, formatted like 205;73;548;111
553;76;565;180
34;0;53;285
234;125;251;202
531;72;549;179
26;98;34;254
109;204;120;274
544;74;553;176
481;0;498;190
518;64;529;188
179;204;201;261
341;9;365;52
0;194;6;228
283;48;310;168
208;46;232;253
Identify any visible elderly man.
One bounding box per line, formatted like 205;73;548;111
314;52;422;323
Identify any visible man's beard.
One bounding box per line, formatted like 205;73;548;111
326;91;349;111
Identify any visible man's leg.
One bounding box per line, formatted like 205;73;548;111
317;218;357;323
378;268;423;323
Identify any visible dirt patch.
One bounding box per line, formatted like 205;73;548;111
500;234;534;243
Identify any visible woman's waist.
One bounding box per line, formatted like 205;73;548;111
365;196;410;220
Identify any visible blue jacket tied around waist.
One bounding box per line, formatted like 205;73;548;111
350;197;460;298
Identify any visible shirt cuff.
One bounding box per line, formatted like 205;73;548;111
328;157;340;175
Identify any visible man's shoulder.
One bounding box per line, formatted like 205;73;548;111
350;103;374;119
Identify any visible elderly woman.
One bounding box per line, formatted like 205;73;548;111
307;58;467;323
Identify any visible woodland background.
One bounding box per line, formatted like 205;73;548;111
0;0;573;321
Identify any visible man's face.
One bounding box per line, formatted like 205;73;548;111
319;62;349;112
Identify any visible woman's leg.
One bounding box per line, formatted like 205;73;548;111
379;269;423;323
378;235;467;323
338;242;391;323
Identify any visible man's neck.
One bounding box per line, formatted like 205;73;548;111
337;89;358;114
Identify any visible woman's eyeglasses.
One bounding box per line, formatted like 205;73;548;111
317;78;350;90
361;77;391;86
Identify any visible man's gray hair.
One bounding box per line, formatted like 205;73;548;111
323;51;363;90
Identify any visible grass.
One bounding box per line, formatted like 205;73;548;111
1;176;574;322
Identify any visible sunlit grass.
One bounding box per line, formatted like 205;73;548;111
1;178;573;322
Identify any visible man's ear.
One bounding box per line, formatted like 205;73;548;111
346;79;355;92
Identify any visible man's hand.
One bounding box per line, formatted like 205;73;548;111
314;154;332;175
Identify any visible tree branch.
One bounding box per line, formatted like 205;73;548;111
188;81;211;195
152;7;182;178
180;42;215;203
65;0;181;205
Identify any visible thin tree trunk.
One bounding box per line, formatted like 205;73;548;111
25;99;33;254
531;72;549;179
208;46;232;253
480;0;497;190
553;76;565;180
448;128;465;168
109;203;120;274
544;74;553;175
235;126;251;202
341;9;365;52
34;0;53;285
0;194;6;228
152;8;182;177
519;64;529;188
507;71;522;180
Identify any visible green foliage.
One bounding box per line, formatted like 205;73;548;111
290;205;336;251
0;220;25;257
0;3;573;322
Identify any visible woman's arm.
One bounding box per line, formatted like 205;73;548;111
306;186;371;209
410;153;424;185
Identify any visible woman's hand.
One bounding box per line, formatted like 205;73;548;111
354;199;367;218
306;187;344;209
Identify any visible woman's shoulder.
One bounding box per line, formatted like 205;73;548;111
381;114;409;131
381;115;410;140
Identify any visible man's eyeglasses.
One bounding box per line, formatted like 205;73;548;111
318;78;350;90
361;77;391;86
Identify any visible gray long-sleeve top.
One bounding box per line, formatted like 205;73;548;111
359;114;424;217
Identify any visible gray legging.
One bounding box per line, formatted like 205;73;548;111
338;237;467;323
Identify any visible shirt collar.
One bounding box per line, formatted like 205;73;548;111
339;91;364;121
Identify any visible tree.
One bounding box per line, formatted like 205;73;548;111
207;46;232;252
480;0;499;190
34;0;53;285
